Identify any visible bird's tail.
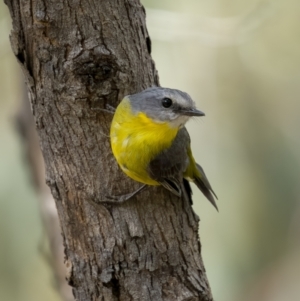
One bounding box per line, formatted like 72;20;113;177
194;163;218;211
182;178;193;205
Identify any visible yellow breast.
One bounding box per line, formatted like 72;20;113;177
110;98;178;185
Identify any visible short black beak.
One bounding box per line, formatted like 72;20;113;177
179;108;205;117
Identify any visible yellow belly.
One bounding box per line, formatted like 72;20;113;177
110;98;178;185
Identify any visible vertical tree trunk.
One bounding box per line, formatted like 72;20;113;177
5;0;213;300
16;86;74;301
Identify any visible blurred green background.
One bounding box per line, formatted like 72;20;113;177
1;0;300;300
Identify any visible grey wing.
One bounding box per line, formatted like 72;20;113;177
147;127;190;197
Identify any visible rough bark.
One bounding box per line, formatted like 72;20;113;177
16;87;74;301
5;0;213;300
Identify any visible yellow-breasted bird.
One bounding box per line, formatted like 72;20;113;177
110;87;217;209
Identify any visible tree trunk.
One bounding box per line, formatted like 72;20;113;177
16;86;74;301
5;0;213;300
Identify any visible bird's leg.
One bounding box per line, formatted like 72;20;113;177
90;104;116;137
104;184;147;203
105;104;116;113
92;104;116;114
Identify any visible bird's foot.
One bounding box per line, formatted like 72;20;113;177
104;184;147;203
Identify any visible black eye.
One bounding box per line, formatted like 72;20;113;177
162;97;173;108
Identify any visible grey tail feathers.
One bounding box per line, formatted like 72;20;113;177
183;178;193;205
194;163;218;211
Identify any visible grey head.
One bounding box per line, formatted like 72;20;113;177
128;87;205;128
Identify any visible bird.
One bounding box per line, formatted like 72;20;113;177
110;87;218;210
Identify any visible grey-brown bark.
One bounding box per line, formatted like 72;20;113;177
16;86;74;301
5;0;213;300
